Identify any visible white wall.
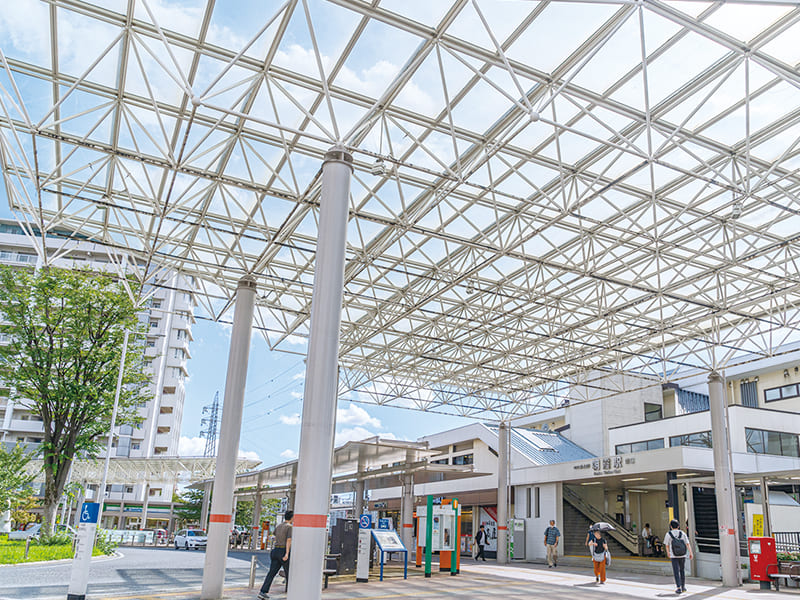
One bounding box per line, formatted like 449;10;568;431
514;483;562;561
608;411;711;450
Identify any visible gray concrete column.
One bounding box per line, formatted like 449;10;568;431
286;147;353;600
687;484;697;575
760;477;771;537
353;453;366;518
200;275;257;600
253;475;264;528
141;484;150;529
400;473;414;551
709;371;738;587
287;464;297;511
200;481;212;531
497;422;509;564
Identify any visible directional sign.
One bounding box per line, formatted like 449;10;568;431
359;514;372;529
378;518;392;530
68;502;101;600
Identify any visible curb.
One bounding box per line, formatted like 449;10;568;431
0;550;124;568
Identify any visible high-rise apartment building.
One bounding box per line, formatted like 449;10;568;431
0;219;195;504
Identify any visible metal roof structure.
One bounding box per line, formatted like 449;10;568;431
509;428;596;465
2;0;800;419
25;456;261;485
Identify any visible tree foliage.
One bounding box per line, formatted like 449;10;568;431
0;266;150;532
10;492;39;528
173;489;204;526
0;443;36;512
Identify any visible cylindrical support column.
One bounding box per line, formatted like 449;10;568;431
287;464;297;511
141;484;150;530
760;477;771;537
200;275;257;600
200;481;212;531
401;473;414;551
709;372;738;587
497;422;509;564
353;454;366;518
286;147;353;600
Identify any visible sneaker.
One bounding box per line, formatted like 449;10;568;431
596;576;599;582
681;588;687;593
257;594;269;600
676;589;682;594
548;565;553;568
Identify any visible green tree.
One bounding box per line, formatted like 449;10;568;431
0;442;36;515
234;499;254;528
10;492;39;528
173;489;204;527
0;266;150;534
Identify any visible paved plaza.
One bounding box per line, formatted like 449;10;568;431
79;561;798;600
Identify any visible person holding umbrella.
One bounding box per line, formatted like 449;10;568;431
588;523;613;584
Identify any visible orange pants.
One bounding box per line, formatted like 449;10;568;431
593;559;606;582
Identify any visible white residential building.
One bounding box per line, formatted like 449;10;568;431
0;219;196;506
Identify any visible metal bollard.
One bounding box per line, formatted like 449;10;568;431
249;555;257;589
24;538;31;560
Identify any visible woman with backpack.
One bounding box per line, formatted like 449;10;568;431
588;528;608;584
664;519;693;594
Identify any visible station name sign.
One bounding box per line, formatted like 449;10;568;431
573;455;635;476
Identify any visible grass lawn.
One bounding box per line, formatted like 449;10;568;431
0;536;103;564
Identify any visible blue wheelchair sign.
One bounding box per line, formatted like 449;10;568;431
79;502;100;524
359;514;372;529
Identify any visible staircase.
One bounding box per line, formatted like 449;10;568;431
563;486;638;555
562;502;633;556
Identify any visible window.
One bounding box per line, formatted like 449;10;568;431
644;403;663;422
149;320;158;328
124;486;134;494
152;300;162;309
131;442;141;450
746;428;800;457
452;454;473;465
615;438;664;454
764;383;799;403
740;381;758;407
174;348;185;359
670;431;713;448
146;339;156;348
430;458;448;465
534;486;541;519
176;329;185;340
526;487;532;518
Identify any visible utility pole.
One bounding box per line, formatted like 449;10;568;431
200;391;220;457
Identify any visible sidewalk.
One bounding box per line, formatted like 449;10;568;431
93;559;800;600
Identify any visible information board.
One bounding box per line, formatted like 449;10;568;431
372;529;406;552
67;502;100;600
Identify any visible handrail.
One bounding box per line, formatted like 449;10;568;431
563;486;639;554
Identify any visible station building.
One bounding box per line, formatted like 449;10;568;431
361;351;800;579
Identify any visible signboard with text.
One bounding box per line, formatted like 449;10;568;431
67;502;100;600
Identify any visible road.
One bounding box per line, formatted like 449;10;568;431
0;546;267;600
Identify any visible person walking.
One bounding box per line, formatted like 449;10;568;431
258;511;293;599
474;524;487;561
664;519;693;594
543;520;561;568
588;529;608;584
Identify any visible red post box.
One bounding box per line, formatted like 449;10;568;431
748;537;777;589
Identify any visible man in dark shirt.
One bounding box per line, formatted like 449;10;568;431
544;520;561;568
258;511;293;599
474;525;487;561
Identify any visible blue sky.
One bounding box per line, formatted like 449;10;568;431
180;317;472;464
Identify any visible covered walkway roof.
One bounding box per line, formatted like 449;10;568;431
2;0;800;418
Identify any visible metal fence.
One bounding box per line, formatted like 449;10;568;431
774;532;800;554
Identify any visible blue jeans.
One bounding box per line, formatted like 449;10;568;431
260;547;289;594
671;557;686;589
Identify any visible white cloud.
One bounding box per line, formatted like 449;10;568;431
292;372;305;381
290;391;303;399
238;449;261;462
178;436;207;456
335;426;396;445
280;449;297;460
179;435;260;462
279;413;301;426
336;403;381;429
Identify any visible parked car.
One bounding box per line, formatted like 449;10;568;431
8;523;41;540
174;529;207;550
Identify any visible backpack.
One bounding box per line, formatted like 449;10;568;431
669;531;687;556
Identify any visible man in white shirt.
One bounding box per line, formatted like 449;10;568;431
664;519;693;594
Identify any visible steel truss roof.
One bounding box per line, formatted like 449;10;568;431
2;0;800;419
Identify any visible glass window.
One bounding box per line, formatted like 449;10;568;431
644;403;662;421
746;428;800;457
764;383;800;403
615;438;664;454
452;454;473;465
669;431;712;448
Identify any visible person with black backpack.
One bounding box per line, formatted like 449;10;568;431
664;519;693;594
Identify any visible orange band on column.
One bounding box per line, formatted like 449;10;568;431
209;514;231;523
498;526;508;530
403;523;414;528
294;514;327;528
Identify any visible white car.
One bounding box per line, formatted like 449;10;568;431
174;529;207;550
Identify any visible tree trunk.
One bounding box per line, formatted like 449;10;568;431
41;454;73;536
